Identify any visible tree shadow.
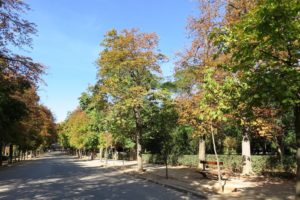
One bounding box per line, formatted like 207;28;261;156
141;164;295;199
0;153;198;200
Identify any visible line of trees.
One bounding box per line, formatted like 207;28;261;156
0;0;57;165
58;0;299;194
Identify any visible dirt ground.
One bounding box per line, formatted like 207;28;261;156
99;159;295;200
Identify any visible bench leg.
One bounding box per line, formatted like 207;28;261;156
199;171;208;178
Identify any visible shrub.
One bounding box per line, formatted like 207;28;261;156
177;155;198;167
142;153;295;174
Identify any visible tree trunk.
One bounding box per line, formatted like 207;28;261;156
14;148;17;162
4;146;7;156
0;142;2;166
17;149;21;162
242;130;252;175
263;141;267;155
274;136;284;166
295;105;300;199
277;146;283;165
8;144;13;164
136;131;143;171
105;147;108;165
165;155;168;179
99;147;103;162
198;136;206;170
211;125;222;192
134;106;143;171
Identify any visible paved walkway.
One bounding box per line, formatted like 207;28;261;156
0;153;199;200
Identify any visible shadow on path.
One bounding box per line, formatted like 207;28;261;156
0;152;198;200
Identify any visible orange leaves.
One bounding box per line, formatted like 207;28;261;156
98;28;165;112
176;93;205;137
250;107;283;139
225;0;256;25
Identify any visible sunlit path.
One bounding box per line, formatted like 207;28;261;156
0;152;198;200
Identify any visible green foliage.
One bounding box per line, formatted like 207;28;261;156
58;0;299;177
223;136;237;154
83;132;99;150
284;130;296;154
214;0;300;110
144;153;296;174
142;87;179;166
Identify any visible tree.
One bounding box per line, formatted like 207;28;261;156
0;0;44;84
78;86;109;160
215;0;300;195
176;94;206;169
62;109;89;158
100;131;113;164
175;0;224;170
15;88;56;152
0;0;45;164
97;29;166;171
0;72;29;164
37;105;57;148
198;67;236;191
142;86;179;178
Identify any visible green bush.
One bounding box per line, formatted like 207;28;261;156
143;154;164;164
142;153;295;174
177;155;198;167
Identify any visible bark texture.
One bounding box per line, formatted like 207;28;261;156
134;106;143;171
242;131;252;175
211;126;222;192
198;136;206;170
295;105;300;199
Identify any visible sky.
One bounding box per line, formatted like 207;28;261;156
22;0;199;122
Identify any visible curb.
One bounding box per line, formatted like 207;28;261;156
133;173;207;199
109;165;207;199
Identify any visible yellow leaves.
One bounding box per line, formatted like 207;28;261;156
99;131;113;148
246;107;283;139
128;86;146;96
252;117;281;138
97;29;165;116
63;109;90;148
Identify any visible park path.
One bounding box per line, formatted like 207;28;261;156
0;152;198;200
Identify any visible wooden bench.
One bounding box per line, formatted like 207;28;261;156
200;160;223;169
199;160;224;178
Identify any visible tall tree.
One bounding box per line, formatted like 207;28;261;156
215;0;300;195
198;66;236;191
176;94;206;169
0;0;44;83
145;88;178;178
97;29;166;171
175;0;224;170
0;0;45;164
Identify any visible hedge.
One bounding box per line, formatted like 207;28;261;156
142;154;296;174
